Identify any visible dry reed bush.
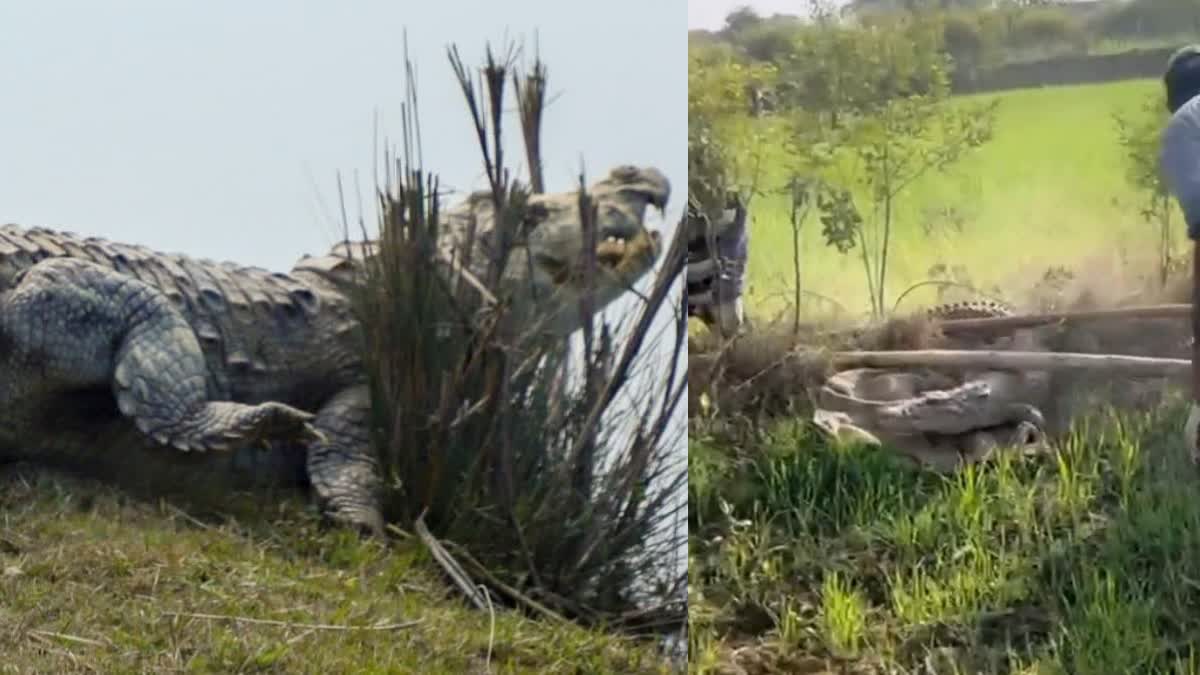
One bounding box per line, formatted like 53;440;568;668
349;42;686;636
688;311;944;422
690;315;829;421
851;313;942;352
690;245;1200;429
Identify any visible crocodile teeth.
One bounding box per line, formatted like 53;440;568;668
595;236;629;266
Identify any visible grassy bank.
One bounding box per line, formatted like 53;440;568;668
0;468;670;674
687;398;1200;674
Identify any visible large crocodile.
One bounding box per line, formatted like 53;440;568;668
0;165;670;535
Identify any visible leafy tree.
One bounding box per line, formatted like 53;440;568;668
780;14;948;131
693;11;997;319
1114;93;1180;288
688;46;777;217
1092;0;1200;41
722;6;763;35
815;67;998;316
940;10;1002;85
735;17;806;63
1007;7;1085;54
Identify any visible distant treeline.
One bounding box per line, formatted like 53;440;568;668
957;46;1177;93
690;0;1198;96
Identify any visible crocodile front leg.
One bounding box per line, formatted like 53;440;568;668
305;384;385;535
0;258;318;451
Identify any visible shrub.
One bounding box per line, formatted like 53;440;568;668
1007;8;1086;54
350;42;687;636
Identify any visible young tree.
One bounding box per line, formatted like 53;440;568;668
1114;93;1181;288
815;57;997;316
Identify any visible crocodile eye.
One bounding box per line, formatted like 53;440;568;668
522;202;550;234
525;202;549;222
477;229;495;253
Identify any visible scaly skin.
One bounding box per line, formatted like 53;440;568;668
924;299;1014;322
0;165;670;535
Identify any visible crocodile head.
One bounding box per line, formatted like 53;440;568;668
292;165;669;338
441;165;669;336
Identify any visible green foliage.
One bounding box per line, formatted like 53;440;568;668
780;14;950;128
1006;7;1087;53
698;3;1200;93
688;45;777;216
1114;90;1181;286
709;77;1168;319
816;185;862;255
941;9;999;79
693;12;999;318
690;400;1200;673
814;78;998;316
722;5;763;35
729;14;806;63
1091;0;1200;41
821;571;867;656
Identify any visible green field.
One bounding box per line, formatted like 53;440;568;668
742;78;1174;320
690;77;1200;673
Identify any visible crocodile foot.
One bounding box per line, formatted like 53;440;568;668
131;400;322;453
322;505;386;539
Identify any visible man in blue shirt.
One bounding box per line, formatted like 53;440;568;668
1160;45;1200;459
686;192;749;338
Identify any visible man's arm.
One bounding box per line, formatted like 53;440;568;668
1161;102;1200;451
1193;245;1200;401
1161;109;1200;241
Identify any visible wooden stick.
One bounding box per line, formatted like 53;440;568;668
936;304;1192;333
413;512;489;612
162;611;423;631
831;349;1191;377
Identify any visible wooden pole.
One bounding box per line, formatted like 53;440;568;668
936;304;1192;333
831;349;1191;378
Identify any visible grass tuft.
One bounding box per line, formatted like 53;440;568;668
690;395;1200;673
0;469;669;673
349;39;686;637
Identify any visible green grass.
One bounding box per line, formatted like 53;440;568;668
693;69;1200;674
0;467;671;674
688;401;1200;673
742;78;1175;319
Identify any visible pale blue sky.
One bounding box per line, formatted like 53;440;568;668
0;1;684;272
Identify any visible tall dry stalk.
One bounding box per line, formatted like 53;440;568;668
349;38;686;635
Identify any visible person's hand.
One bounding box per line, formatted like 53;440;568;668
1186;403;1200;464
711;297;746;340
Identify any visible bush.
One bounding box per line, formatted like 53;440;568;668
942;11;985;65
350;42;687;636
1007;8;1087;54
1091;0;1200;41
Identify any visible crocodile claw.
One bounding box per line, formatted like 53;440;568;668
303;425;328;446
